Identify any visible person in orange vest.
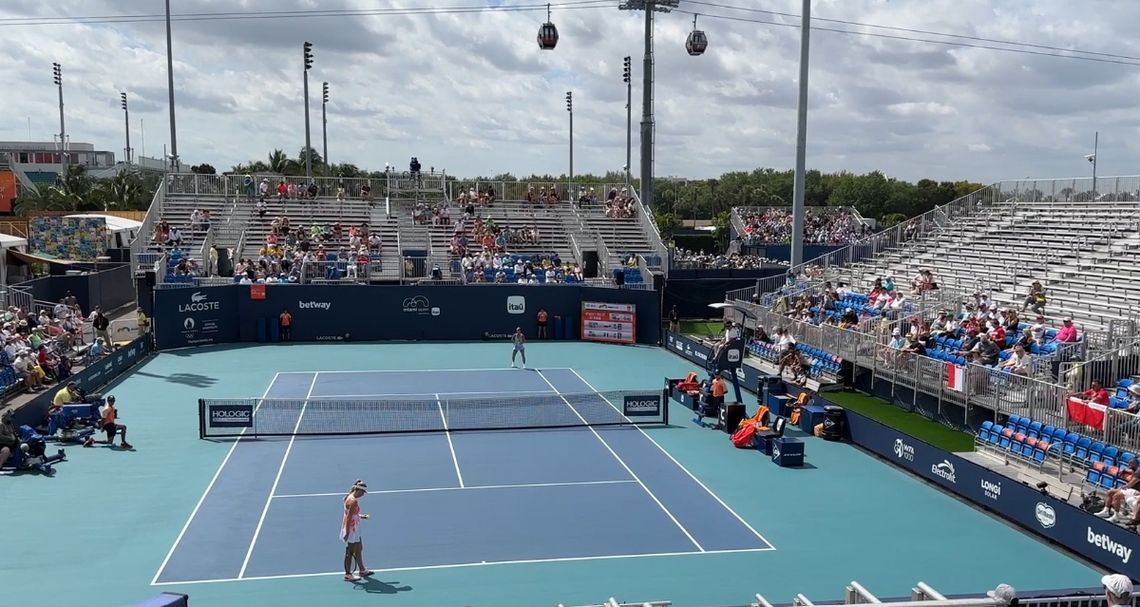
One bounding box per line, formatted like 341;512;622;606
708;375;727;413
536;309;549;339
98;395;133;449
279;308;293;342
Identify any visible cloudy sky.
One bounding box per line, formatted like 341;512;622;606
1;0;1138;183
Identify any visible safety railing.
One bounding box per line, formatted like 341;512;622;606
131;181;166;271
626;185;668;272
742;303;1083;432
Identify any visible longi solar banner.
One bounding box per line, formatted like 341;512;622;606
623;394;663;417
837;402;1140;578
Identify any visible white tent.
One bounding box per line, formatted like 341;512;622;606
66;213;143;248
0;231;28;285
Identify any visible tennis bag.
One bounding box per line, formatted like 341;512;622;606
731;424;756;449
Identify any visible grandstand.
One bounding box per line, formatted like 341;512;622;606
138;174;669;286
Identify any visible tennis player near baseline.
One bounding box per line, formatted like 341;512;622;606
341;480;374;581
510;327;527;369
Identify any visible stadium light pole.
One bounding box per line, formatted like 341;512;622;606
618;0;678;212
566;91;573;201
165;0;179;171
790;0;812;268
121;92;132;165
1088;131;1099;199
322;82;329;176
303;42;314;180
623;56;632;187
52;63;66;167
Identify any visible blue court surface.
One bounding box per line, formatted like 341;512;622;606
153;368;772;584
1;342;1101;607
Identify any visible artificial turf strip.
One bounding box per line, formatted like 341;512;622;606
822;390;977;453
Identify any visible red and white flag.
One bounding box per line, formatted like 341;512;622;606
1066;398;1106;431
946;363;966;392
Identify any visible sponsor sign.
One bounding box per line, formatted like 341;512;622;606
622;394;662;417
838;401;1140;578
507;295;526;315
298;301;332;310
402;295;432;314
582;301;636;344
169;289;232;347
208;404;254;428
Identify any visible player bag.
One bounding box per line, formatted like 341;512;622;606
731;424;757;449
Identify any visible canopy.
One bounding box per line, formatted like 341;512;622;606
708;302;757;318
7;249;77;266
0;232;28;250
65;213;143;233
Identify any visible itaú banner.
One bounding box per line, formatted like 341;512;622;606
837;402;1140;577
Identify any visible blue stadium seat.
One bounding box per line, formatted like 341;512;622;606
979;421;994;442
1027;421;1043;438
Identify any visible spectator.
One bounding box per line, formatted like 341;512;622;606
1073;379;1110;406
1055;317;1079;344
1101;574;1133;607
987;585;1018;607
50;382;81;414
1022;280;1047;314
737;207;867;245
1096;459;1140;522
90;338;109;358
998;345;1034;376
91;307;111;345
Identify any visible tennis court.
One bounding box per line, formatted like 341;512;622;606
152;367;773;584
3;342;1101;607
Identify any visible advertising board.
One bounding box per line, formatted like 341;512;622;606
838;403;1140;578
581;301;636;344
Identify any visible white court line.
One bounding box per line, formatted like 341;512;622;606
151;547;773;586
273;479;638;499
568;369;777;551
150;372;282;586
436;393;465;488
277;367;574;375
310;389;558;399
535;370;704;553
236;372;317;579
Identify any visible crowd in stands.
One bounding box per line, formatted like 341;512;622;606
448;215;540;257
603;187;637;218
738;208;868;245
760;273;1081;379
237;217;379;283
0;297;126;395
457;186;497;206
459;252;584;284
671;249;783;270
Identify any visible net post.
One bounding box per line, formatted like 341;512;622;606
660;387;669;426
197;398;206;439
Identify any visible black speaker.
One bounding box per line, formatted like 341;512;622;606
613;268;625;285
721;402;746;433
134;271;155;316
582;251;599;278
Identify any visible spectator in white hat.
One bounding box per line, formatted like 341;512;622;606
1103;574;1133;607
987;584;1017;607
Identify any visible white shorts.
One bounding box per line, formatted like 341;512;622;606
343;528;361;544
514;344;525;352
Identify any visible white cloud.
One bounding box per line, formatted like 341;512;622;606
0;0;1137;183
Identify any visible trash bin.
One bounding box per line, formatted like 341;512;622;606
822;405;845;441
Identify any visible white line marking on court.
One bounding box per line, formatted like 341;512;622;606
272;479;639;499
151;547;774;586
236;373;316;579
535;370;704;553
568;369;777;551
277;367;574;375
311;389;558;399
150;372;282;586
436;393;465;488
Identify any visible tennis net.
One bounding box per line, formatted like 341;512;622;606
198;389;668;438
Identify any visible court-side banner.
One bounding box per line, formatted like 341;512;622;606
837;403;1140;579
623;393;663;417
154;285;660;349
206;402;254;428
581;301;636;344
12;335;154;428
664;331;764;392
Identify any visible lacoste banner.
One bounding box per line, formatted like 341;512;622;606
838;402;1140;578
154;286;241;349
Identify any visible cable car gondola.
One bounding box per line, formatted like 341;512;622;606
685;14;708;56
537;4;559;51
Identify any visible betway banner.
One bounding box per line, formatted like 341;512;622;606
154;285;660;349
837;402;1140;577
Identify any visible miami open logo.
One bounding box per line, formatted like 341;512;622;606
402;296;439;316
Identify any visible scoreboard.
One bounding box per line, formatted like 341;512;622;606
580;301;637;344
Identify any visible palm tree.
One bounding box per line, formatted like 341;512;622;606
13;184;65;214
100;170;146;211
267;149;292;174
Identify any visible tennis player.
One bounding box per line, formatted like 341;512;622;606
341;480;374;581
510;327;527;369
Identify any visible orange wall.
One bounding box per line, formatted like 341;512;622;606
0;171;15;214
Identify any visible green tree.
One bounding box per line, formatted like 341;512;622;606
653;210;682;238
190;163;217;175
